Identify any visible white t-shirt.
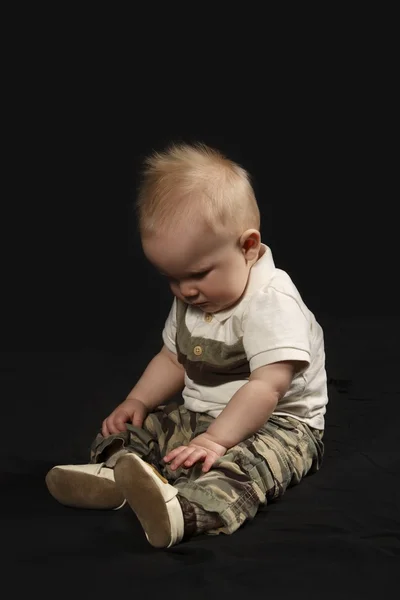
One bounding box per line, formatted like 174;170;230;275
162;244;328;429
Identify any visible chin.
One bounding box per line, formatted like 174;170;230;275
196;302;213;311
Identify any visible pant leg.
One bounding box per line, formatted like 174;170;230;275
175;414;324;535
89;402;198;475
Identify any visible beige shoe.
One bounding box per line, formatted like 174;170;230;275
45;462;126;510
114;453;184;548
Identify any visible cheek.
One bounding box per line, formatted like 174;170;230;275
206;271;237;297
220;269;246;296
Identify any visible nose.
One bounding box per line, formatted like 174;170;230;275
179;281;198;300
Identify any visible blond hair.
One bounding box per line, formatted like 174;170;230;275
135;142;260;237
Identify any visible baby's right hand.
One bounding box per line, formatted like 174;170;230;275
101;397;148;437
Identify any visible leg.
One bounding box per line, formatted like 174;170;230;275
114;411;323;546
113;404;213;547
175;415;324;535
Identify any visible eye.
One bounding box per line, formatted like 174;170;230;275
193;269;211;279
161;269;212;283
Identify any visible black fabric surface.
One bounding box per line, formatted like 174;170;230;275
3;43;398;595
2;316;399;598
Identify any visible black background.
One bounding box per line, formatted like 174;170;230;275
1;18;399;599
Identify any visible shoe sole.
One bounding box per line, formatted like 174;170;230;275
114;454;181;548
45;468;124;510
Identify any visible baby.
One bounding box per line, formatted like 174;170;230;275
46;142;327;548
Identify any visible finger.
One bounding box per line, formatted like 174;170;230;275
131;412;144;428
107;419;120;434
101;421;109;438
169;447;192;470
114;417;127;432
202;452;217;473
170;447;195;471
184;448;207;467
164;446;187;463
113;409;130;431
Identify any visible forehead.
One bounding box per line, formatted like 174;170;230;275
142;226;231;276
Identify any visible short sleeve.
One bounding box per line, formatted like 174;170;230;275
243;286;311;372
162;297;178;354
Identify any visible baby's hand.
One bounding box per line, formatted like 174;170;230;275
164;433;227;473
101;397;148;437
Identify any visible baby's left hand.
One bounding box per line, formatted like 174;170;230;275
164;434;227;473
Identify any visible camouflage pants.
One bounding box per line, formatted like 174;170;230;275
90;402;324;535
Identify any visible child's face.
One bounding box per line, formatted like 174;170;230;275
142;224;255;313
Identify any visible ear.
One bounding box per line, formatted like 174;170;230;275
239;229;261;261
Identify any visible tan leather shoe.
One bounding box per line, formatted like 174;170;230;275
45;463;125;510
114;454;184;548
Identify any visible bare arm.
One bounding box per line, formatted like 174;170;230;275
102;345;185;436
205;360;298;447
126;345;185;411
